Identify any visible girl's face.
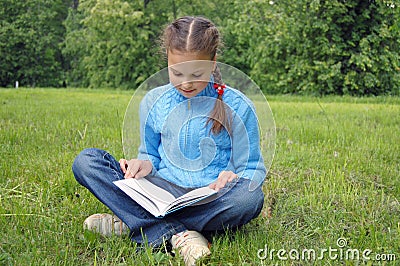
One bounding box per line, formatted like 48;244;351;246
168;50;215;98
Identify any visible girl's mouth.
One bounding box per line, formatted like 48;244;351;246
181;88;196;93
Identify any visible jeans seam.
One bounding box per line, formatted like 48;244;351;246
103;151;122;181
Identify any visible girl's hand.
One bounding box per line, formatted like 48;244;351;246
208;170;238;191
119;158;152;179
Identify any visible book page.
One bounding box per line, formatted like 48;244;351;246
114;178;174;216
132;177;176;203
114;180;163;216
175;186;216;202
165;186;217;211
165;191;217;215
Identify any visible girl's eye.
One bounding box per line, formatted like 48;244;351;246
173;72;182;77
192;73;203;78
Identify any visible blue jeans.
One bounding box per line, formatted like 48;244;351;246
72;148;264;247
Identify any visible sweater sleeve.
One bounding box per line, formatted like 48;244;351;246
137;92;161;174
229;98;267;191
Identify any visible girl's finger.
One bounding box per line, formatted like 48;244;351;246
228;173;238;182
134;168;145;179
208;182;216;190
119;159;127;173
125;160;140;179
215;177;227;191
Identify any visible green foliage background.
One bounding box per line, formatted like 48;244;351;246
0;0;399;95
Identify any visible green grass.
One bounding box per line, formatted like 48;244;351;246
1;88;399;265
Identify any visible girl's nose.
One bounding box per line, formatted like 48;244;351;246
181;81;193;89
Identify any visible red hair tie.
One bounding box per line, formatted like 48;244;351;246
213;83;226;96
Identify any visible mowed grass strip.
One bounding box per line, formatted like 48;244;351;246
1;89;399;265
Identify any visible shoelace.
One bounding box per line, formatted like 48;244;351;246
174;232;212;251
174;232;191;248
112;217;125;235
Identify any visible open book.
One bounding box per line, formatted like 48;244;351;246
113;177;217;218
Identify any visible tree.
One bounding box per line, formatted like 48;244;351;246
64;0;165;89
2;0;398;94
0;0;70;87
229;0;400;95
62;0;220;88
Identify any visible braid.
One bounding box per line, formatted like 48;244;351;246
207;65;232;134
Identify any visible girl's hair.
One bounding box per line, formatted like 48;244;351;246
161;16;231;134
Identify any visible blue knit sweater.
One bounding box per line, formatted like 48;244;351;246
137;81;266;188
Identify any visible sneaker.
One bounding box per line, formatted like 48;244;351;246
170;231;211;266
83;213;129;236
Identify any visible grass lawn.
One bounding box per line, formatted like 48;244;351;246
1;88;399;265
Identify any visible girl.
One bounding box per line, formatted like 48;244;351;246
72;16;266;266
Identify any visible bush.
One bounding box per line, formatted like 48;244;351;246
229;0;400;95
